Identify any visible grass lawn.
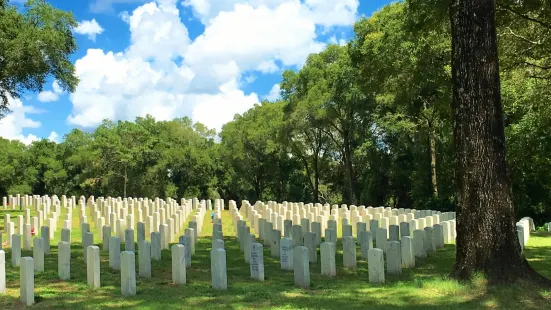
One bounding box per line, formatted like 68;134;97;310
0;208;549;309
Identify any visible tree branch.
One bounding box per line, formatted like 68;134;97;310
497;4;551;30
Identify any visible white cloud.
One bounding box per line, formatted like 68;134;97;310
37;80;65;103
190;81;260;130
68;0;359;133
37;91;59;103
182;0;359;27
74;19;105;41
47;131;60;143
329;35;348;46
0;96;41;145
264;83;280;101
52;81;63;94
124;1;190;63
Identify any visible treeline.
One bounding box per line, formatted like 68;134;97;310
1;2;551;224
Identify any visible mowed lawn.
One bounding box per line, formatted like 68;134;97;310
0;208;550;309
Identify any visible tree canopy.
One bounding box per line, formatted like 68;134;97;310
1;1;551;234
0;0;78;118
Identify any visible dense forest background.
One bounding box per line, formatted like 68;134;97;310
1;2;551;225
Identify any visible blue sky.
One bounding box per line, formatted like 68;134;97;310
2;0;393;144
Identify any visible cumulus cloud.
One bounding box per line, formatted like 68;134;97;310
68;0;359;133
264;83;281;101
37;91;59;103
74;19;105;41
182;0;359;27
37;80;64;103
0;96;41;145
47;131;60;143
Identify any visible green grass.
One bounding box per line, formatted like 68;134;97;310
0;208;550;309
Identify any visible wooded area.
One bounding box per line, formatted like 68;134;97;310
2;1;551;228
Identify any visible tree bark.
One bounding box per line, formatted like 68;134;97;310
429;122;439;198
450;0;549;284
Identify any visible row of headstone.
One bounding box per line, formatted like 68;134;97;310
2;194;225;212
238;200;457;243
229;200;454;286
1;194;221;250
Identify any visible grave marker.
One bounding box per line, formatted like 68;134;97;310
250;243;265;281
293;246;310;288
171;244;187;285
121;251;137;296
280;238;294;270
138;240;151;278
58;241;71;280
211;248;227;290
87;246;101;288
20;257;34;306
320;242;336;277
368;248;385;283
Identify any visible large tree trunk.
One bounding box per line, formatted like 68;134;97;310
450;0;548;284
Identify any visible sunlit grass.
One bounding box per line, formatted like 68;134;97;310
0;208;549;309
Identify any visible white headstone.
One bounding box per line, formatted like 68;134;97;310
171;244;187;285
138;240;151;278
343;236;357;269
12;234;21;266
83;232;94;264
102;226;111;251
125;229;135;252
375;228;387;252
250;243;265;281
320;242;336;277
0;250;5;293
424;227;436;253
41;226;50;254
280;238;294;270
23;224;32;250
386;241;402;275
304;231;317;263
401;236;415;268
368;248;385;283
58;241;71;280
121;251;136;296
211;248;227;290
33;238;44;272
185;228;195;255
109;236;121;270
20;257;34;306
413;230;426;258
151;232;161;261
293;246;310;288
271;229;281;258
360;231;373;261
86;246;101;289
